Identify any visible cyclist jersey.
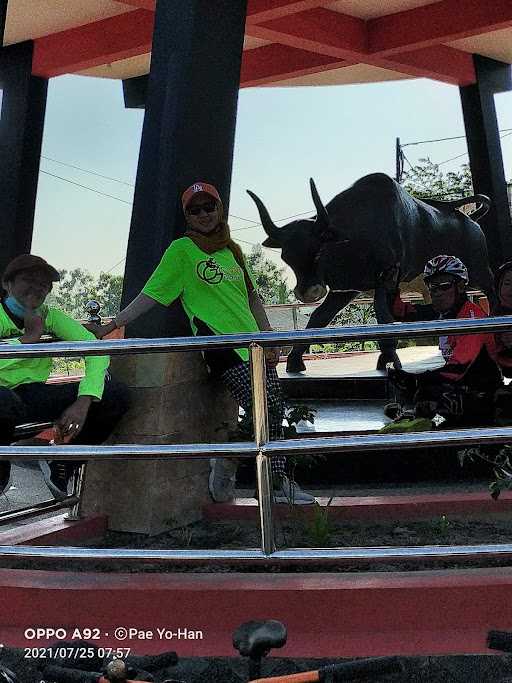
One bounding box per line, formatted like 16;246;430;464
392;294;499;384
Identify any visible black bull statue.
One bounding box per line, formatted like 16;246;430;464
247;172;495;373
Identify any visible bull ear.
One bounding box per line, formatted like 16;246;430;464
310;178;329;231
247;189;280;242
262;236;281;249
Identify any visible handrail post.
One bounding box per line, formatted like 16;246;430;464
65;463;87;521
249;343;276;555
292;307;298;330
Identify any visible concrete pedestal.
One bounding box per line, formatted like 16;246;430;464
80;352;238;535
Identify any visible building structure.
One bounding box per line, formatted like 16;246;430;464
1;1;512;334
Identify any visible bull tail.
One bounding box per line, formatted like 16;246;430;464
449;194;491;221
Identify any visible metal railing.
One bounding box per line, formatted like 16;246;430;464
2;315;512;565
265;290;487;329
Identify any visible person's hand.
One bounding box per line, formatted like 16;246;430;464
83;320;116;339
20;310;44;343
264;347;281;368
55;396;92;442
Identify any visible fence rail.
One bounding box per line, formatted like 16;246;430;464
1;316;512;564
1;315;512;358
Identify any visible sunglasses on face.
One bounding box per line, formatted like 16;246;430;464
427;281;455;293
187;202;217;216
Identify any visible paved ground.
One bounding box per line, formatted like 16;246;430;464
0;463;53;513
278;345;444;378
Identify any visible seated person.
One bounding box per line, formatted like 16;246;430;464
385;255;502;428
0;254;129;499
489;261;512;423
493;260;512;377
94;181;315;504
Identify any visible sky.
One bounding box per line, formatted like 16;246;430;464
31;72;512;283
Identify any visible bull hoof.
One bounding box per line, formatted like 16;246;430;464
286;356;306;373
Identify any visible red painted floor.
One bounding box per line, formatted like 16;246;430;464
0;567;512;657
204;491;512;521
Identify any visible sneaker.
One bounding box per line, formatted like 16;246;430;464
39;461;72;500
0;462;10;495
208;458;238;503
273;475;316;505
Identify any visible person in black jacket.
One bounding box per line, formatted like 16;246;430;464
490;261;512;424
384;255;502;427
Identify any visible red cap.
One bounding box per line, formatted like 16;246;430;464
182;182;221;211
3;254;61;283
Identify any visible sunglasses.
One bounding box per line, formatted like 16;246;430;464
187;202;217;216
427;281;455;293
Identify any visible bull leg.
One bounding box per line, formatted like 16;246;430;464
374;284;402;371
286;291;357;373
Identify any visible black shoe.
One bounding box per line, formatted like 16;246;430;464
39;461;72;500
0;462;10;494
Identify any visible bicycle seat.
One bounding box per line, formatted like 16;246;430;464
232;620;287;659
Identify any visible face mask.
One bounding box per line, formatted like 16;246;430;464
4;296;28;319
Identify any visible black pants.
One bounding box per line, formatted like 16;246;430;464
221;363;286;477
389;368;497;427
0;377;130;486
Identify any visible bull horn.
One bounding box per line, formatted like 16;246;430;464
246;189;280;239
309;178;329;229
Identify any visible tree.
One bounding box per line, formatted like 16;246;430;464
310;302;377;354
246;245;292;304
89;272;124;317
47;269;123;318
402;158;473;200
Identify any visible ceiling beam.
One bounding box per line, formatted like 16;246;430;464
241;42;350;86
246;8;367;58
246;7;475;85
368;0;512;55
377;46;475;86
246;0;325;24
32;9;154;78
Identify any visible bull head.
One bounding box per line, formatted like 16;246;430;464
246;178;331;248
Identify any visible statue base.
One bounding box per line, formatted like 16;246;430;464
80;352;238;535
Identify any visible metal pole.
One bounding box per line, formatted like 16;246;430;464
249;343;275;555
0;497;77;524
65;463;87;521
292;306;298;330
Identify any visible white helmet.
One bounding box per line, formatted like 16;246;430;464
423;255;469;284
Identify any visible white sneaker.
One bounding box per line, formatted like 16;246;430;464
208;458;238;503
273;475;316;505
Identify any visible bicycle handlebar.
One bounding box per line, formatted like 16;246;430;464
249;656;403;682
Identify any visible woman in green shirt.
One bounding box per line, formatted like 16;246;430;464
98;182;315;504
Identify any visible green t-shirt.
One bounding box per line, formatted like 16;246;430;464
142;237;259;361
0;304;109;399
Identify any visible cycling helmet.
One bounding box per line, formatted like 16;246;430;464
423;255;469;284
